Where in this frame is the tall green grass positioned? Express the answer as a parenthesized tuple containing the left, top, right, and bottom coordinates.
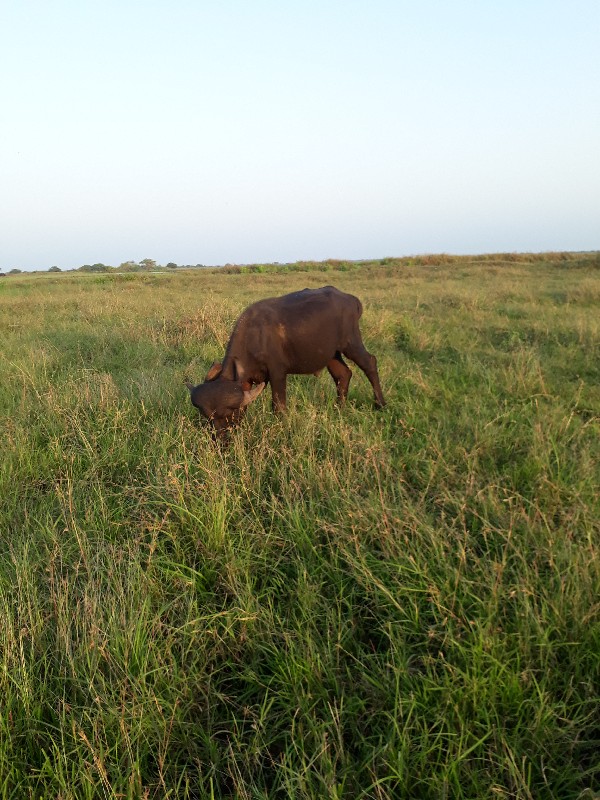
(1, 258, 599, 798)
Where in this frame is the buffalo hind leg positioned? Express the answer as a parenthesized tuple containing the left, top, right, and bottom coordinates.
(343, 341, 386, 408)
(327, 353, 352, 405)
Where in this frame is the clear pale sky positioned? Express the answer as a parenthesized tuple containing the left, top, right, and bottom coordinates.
(1, 0, 599, 271)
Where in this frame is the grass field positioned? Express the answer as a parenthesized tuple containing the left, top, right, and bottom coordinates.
(1, 255, 599, 798)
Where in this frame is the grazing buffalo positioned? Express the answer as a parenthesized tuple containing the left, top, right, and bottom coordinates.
(186, 286, 385, 435)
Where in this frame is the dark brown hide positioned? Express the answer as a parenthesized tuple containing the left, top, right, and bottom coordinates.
(187, 286, 385, 433)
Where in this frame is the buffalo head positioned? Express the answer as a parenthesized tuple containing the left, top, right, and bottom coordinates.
(186, 362, 265, 436)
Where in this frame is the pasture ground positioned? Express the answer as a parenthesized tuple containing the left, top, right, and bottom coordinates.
(1, 256, 599, 798)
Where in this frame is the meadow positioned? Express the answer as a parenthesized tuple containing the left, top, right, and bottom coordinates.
(1, 254, 599, 799)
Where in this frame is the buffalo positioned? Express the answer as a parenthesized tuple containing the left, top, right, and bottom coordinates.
(186, 286, 385, 435)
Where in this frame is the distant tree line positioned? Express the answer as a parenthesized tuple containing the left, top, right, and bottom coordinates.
(4, 251, 597, 277)
(1, 260, 212, 274)
(41, 260, 202, 273)
(74, 260, 205, 273)
(77, 259, 165, 273)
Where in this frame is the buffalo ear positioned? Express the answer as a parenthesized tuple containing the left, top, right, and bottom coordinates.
(240, 382, 266, 408)
(205, 361, 223, 382)
(185, 381, 195, 393)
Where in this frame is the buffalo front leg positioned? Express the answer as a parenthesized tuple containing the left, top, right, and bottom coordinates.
(343, 341, 386, 408)
(269, 372, 288, 413)
(327, 353, 352, 405)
